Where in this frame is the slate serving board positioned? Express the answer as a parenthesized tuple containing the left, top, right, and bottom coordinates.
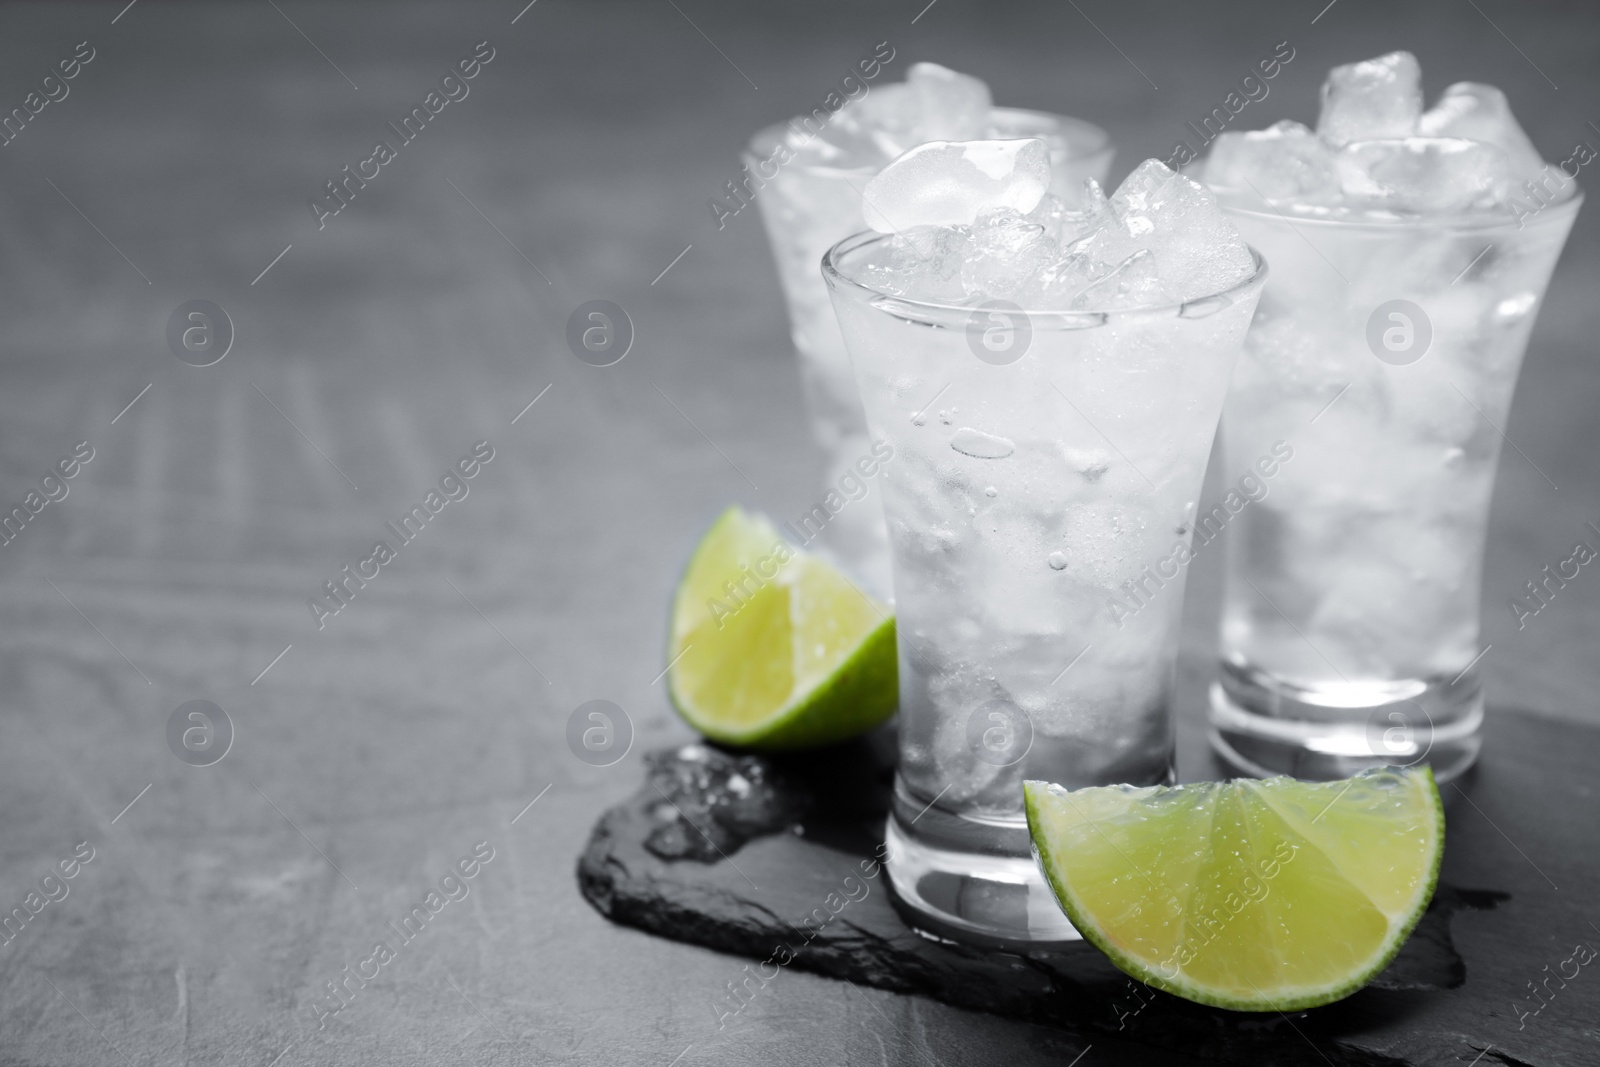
(578, 710, 1600, 1066)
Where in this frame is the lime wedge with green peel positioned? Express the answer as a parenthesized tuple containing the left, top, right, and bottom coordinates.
(1024, 766, 1443, 1012)
(667, 506, 897, 750)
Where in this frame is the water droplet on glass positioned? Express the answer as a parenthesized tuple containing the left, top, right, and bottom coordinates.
(1047, 551, 1069, 571)
(950, 427, 1015, 459)
(1493, 292, 1537, 323)
(984, 486, 998, 497)
(1063, 447, 1112, 483)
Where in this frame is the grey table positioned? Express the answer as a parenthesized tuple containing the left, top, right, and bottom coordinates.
(0, 2, 1596, 1065)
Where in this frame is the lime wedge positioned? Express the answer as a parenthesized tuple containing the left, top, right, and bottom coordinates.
(667, 507, 897, 750)
(1024, 766, 1443, 1011)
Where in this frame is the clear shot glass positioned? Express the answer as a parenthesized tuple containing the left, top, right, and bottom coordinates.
(824, 230, 1266, 946)
(745, 111, 1113, 598)
(1207, 184, 1581, 783)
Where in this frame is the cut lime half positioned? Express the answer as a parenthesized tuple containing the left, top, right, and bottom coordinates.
(667, 507, 896, 750)
(1025, 766, 1443, 1012)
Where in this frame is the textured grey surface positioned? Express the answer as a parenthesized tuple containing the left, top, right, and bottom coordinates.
(0, 1, 1595, 1065)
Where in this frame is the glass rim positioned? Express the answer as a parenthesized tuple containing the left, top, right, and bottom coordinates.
(1211, 182, 1585, 233)
(821, 229, 1268, 328)
(745, 107, 1114, 179)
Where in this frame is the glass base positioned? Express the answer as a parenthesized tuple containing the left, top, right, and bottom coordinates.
(1208, 659, 1484, 783)
(884, 776, 1080, 949)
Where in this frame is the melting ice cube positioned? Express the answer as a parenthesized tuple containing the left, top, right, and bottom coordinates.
(960, 208, 1053, 298)
(1205, 120, 1339, 201)
(907, 62, 993, 142)
(862, 138, 1051, 233)
(849, 63, 994, 160)
(1202, 53, 1544, 219)
(1070, 249, 1175, 310)
(1418, 82, 1545, 179)
(1335, 137, 1512, 212)
(1316, 51, 1423, 147)
(1107, 160, 1255, 302)
(850, 82, 919, 159)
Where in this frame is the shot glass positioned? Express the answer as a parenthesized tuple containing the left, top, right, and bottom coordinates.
(1208, 185, 1582, 782)
(824, 231, 1267, 946)
(746, 111, 1113, 598)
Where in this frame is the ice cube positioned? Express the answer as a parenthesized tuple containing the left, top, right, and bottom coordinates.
(1079, 167, 1169, 265)
(1035, 247, 1104, 306)
(1075, 178, 1113, 229)
(861, 226, 972, 302)
(970, 208, 1049, 256)
(1045, 162, 1253, 303)
(1109, 159, 1255, 301)
(827, 64, 997, 162)
(1033, 179, 1113, 245)
(908, 61, 993, 142)
(1335, 137, 1513, 212)
(1060, 212, 1140, 277)
(861, 138, 1051, 233)
(1023, 193, 1073, 243)
(1305, 559, 1419, 676)
(1070, 249, 1176, 310)
(856, 80, 913, 123)
(1204, 120, 1339, 201)
(960, 208, 1055, 298)
(1418, 82, 1545, 179)
(846, 82, 921, 159)
(1316, 51, 1424, 147)
(1080, 178, 1110, 215)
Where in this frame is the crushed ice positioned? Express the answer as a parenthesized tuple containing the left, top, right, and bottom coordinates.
(856, 156, 1254, 307)
(1204, 51, 1553, 217)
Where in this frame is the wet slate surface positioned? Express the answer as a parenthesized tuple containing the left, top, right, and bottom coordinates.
(579, 708, 1600, 1066)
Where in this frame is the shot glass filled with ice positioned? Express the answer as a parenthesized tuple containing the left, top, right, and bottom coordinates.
(1201, 52, 1582, 782)
(741, 62, 1113, 597)
(823, 142, 1265, 946)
